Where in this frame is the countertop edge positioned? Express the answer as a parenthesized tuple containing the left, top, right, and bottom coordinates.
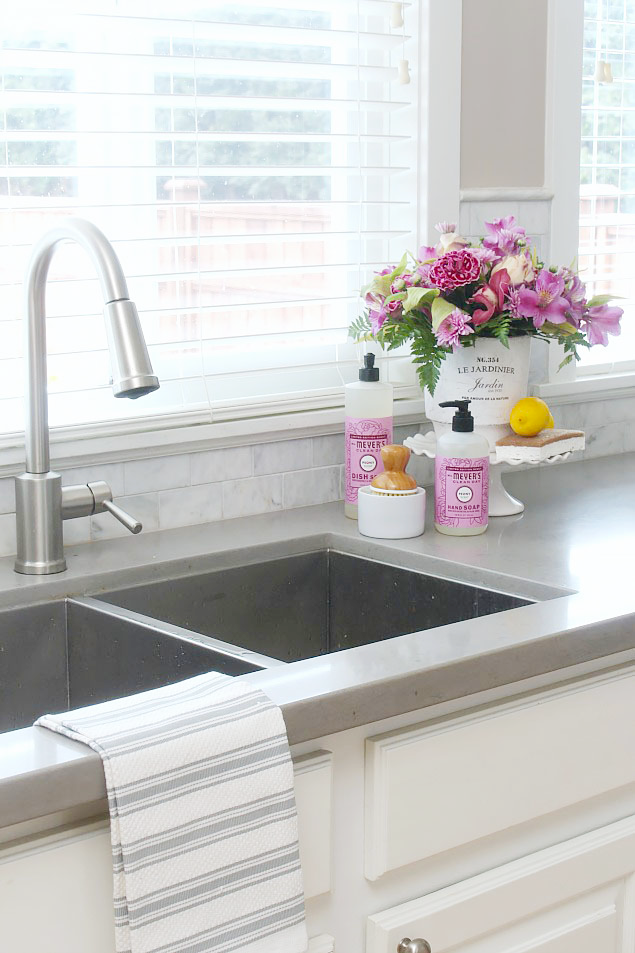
(3, 611, 635, 830)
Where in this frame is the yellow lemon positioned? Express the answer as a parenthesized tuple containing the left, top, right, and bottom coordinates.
(509, 397, 553, 437)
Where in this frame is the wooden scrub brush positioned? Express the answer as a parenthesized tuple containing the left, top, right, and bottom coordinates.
(370, 444, 418, 496)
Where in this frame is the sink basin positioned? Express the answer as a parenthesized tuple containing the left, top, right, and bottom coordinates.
(94, 550, 534, 664)
(0, 597, 274, 734)
(3, 546, 546, 735)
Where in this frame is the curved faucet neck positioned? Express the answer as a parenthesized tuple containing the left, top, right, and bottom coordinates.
(24, 218, 131, 474)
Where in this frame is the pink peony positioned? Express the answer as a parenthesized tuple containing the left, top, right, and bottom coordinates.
(428, 249, 481, 292)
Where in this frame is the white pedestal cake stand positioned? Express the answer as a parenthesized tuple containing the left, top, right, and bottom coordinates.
(403, 430, 578, 517)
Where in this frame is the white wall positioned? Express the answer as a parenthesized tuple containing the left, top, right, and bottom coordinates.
(460, 0, 548, 188)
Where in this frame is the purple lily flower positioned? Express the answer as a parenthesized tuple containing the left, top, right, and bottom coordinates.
(516, 270, 570, 327)
(581, 305, 623, 346)
(564, 274, 586, 328)
(417, 244, 438, 262)
(369, 306, 387, 334)
(482, 216, 527, 257)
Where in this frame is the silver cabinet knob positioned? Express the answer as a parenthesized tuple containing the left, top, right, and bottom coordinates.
(398, 940, 431, 953)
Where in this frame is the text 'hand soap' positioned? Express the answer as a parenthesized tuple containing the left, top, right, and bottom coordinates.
(434, 399, 489, 536)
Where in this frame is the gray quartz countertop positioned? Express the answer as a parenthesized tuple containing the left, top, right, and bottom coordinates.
(2, 452, 635, 830)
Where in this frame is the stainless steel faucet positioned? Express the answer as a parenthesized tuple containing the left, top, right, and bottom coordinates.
(14, 217, 160, 574)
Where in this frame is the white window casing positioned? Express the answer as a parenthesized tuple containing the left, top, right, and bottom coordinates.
(543, 0, 635, 399)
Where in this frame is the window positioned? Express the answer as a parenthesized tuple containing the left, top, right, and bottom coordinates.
(579, 0, 635, 372)
(0, 1, 419, 438)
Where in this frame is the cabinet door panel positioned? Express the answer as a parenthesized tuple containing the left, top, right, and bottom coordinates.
(365, 669, 635, 878)
(367, 815, 635, 953)
(0, 750, 332, 953)
(456, 884, 620, 953)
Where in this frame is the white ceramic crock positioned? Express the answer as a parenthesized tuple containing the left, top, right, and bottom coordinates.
(357, 486, 426, 539)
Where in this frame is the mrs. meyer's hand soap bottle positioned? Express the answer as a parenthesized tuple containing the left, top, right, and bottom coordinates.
(434, 399, 489, 535)
(345, 353, 393, 519)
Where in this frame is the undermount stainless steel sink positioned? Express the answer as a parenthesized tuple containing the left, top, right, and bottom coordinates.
(94, 550, 534, 664)
(3, 547, 546, 735)
(0, 597, 275, 734)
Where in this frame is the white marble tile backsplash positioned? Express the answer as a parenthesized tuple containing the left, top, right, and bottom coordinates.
(0, 479, 16, 516)
(253, 438, 312, 476)
(124, 454, 190, 495)
(159, 483, 223, 530)
(222, 473, 283, 521)
(0, 512, 16, 557)
(283, 465, 341, 509)
(190, 446, 252, 486)
(0, 394, 629, 559)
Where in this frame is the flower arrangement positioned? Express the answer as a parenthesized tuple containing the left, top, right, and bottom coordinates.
(349, 217, 624, 394)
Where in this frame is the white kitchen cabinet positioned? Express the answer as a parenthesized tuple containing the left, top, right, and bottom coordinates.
(0, 750, 333, 953)
(365, 667, 635, 878)
(367, 814, 635, 953)
(3, 665, 635, 953)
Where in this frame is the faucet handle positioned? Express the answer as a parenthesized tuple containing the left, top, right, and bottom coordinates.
(101, 498, 142, 534)
(61, 480, 143, 534)
(87, 481, 143, 535)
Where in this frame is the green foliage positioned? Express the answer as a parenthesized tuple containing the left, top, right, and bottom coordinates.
(403, 286, 438, 315)
(540, 323, 593, 369)
(586, 292, 624, 307)
(349, 306, 448, 395)
(409, 323, 449, 395)
(348, 314, 374, 341)
(430, 295, 458, 331)
(486, 312, 512, 349)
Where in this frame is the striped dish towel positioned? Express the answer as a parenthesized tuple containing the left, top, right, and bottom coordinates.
(36, 672, 308, 953)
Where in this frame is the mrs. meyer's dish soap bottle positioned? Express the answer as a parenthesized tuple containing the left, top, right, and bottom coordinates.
(434, 399, 489, 536)
(345, 353, 393, 519)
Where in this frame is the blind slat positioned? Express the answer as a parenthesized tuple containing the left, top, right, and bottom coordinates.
(1, 0, 419, 429)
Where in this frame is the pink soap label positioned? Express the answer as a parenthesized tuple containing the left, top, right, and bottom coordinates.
(345, 416, 393, 504)
(435, 456, 489, 527)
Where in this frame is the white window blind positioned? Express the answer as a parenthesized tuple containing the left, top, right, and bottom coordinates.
(0, 0, 419, 437)
(580, 0, 635, 372)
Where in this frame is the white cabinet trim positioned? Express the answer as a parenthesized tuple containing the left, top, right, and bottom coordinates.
(308, 934, 335, 953)
(365, 667, 635, 878)
(366, 814, 635, 953)
(294, 749, 333, 899)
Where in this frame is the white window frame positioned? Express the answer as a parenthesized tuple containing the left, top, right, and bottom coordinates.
(0, 0, 463, 476)
(537, 0, 635, 406)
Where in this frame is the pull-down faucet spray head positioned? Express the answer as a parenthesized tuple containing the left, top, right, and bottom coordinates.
(104, 298, 159, 399)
